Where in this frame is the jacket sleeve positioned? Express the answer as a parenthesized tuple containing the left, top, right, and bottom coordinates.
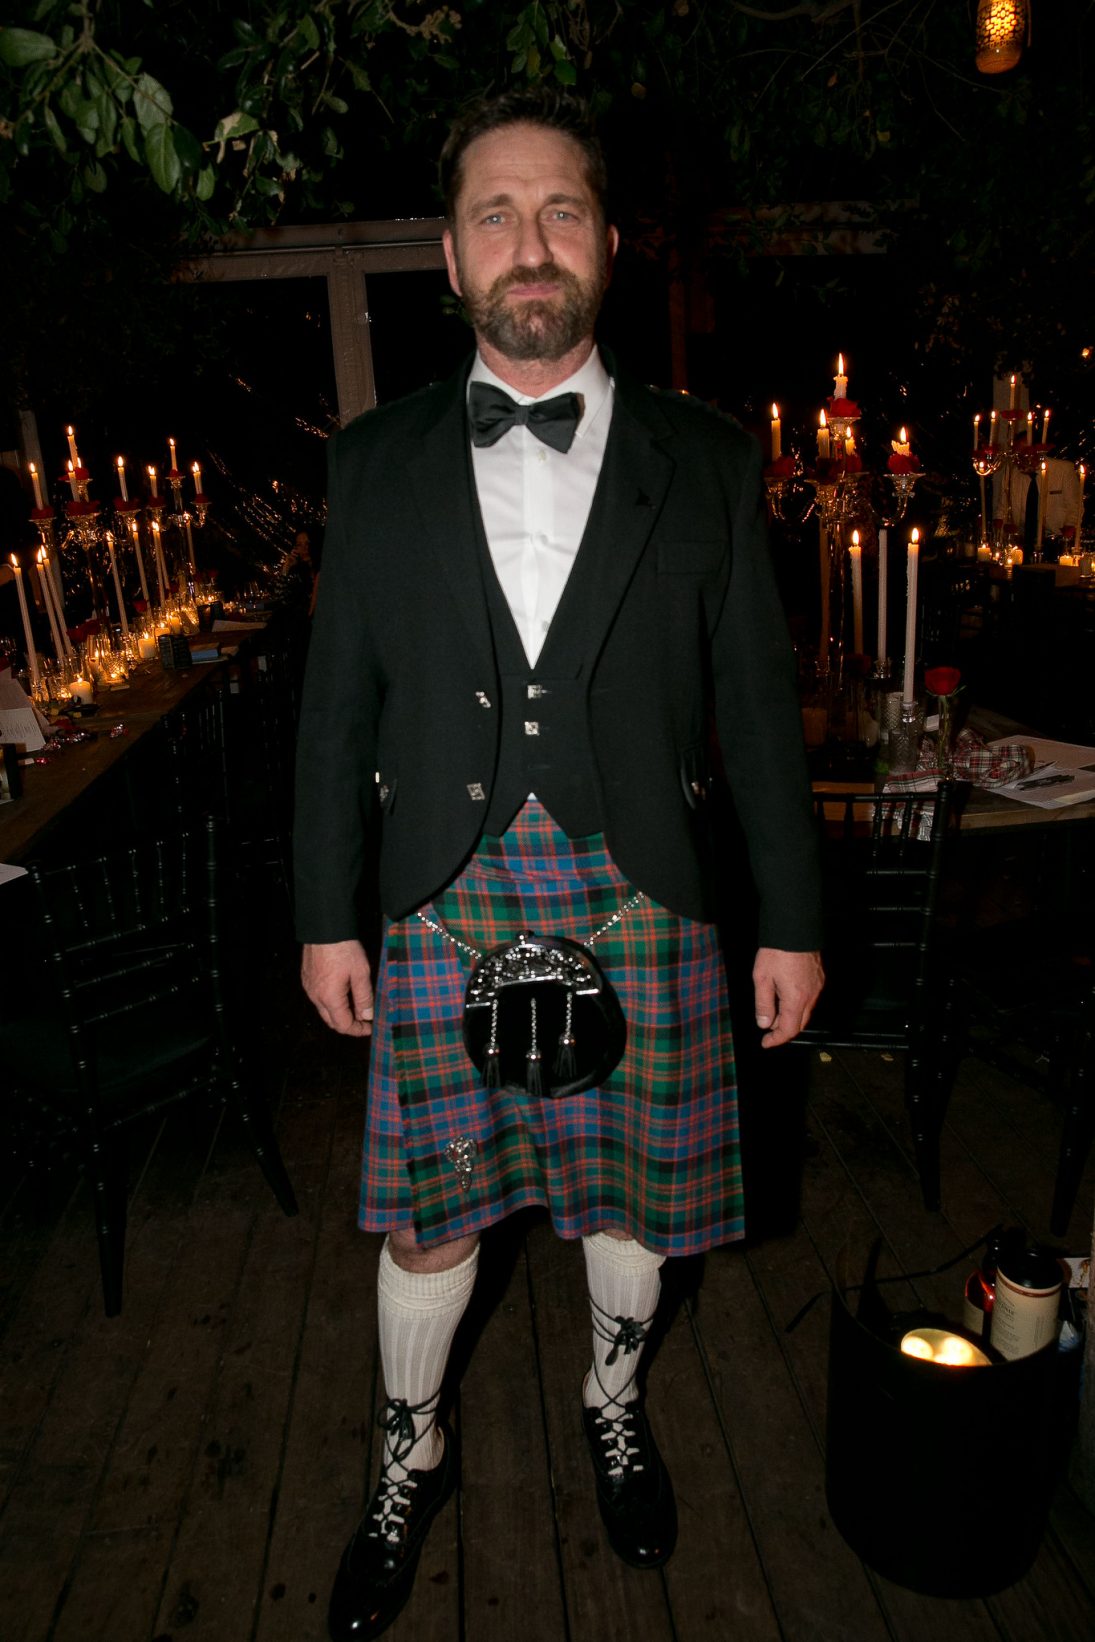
(711, 434, 823, 951)
(292, 428, 382, 943)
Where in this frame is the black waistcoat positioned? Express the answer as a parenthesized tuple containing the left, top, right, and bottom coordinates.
(477, 531, 603, 839)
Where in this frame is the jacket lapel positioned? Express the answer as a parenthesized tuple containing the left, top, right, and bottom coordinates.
(539, 374, 676, 676)
(404, 364, 496, 676)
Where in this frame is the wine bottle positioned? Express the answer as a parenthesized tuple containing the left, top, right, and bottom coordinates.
(962, 1231, 1003, 1342)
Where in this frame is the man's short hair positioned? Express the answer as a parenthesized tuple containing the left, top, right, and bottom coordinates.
(439, 86, 608, 223)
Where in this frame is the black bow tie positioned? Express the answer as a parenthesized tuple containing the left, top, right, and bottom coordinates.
(468, 381, 581, 454)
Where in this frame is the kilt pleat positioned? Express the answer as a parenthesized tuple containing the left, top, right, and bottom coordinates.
(360, 801, 743, 1256)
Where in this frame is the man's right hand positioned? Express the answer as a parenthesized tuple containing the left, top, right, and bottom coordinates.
(301, 940, 375, 1037)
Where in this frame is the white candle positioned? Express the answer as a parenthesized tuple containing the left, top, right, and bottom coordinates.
(151, 520, 168, 607)
(28, 462, 44, 510)
(184, 514, 197, 575)
(1026, 411, 1034, 445)
(69, 676, 94, 705)
(48, 548, 67, 627)
(877, 527, 888, 666)
(849, 530, 863, 653)
(147, 464, 159, 499)
(972, 414, 981, 452)
(1075, 464, 1086, 554)
(817, 409, 830, 460)
(168, 437, 177, 472)
(137, 631, 157, 661)
(9, 555, 40, 692)
(1035, 460, 1048, 555)
(989, 410, 998, 446)
(130, 519, 150, 606)
(770, 404, 781, 463)
(903, 528, 920, 703)
(36, 549, 66, 661)
(116, 457, 128, 502)
(66, 425, 80, 467)
(106, 530, 131, 640)
(67, 460, 78, 501)
(1041, 408, 1050, 445)
(834, 352, 848, 399)
(892, 426, 911, 457)
(1009, 374, 1017, 411)
(191, 460, 202, 495)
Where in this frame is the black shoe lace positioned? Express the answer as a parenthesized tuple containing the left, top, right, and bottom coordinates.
(364, 1393, 439, 1542)
(366, 1467, 420, 1544)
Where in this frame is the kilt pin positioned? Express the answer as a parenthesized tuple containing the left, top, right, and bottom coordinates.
(361, 799, 742, 1255)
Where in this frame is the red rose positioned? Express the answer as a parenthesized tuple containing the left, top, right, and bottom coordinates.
(887, 453, 922, 474)
(765, 455, 797, 479)
(924, 665, 961, 696)
(828, 397, 861, 418)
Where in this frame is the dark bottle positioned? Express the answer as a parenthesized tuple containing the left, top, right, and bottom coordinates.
(963, 1231, 1004, 1342)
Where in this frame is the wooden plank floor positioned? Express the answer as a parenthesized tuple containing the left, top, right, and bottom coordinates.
(2, 946, 1094, 1642)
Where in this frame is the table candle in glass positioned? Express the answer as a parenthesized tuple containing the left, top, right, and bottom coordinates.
(849, 530, 863, 653)
(877, 527, 888, 666)
(902, 529, 920, 702)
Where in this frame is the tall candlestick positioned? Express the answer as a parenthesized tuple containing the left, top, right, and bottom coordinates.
(877, 527, 888, 666)
(66, 424, 80, 467)
(116, 457, 128, 502)
(849, 530, 863, 654)
(972, 413, 981, 452)
(979, 472, 989, 546)
(168, 437, 177, 472)
(191, 460, 202, 494)
(818, 519, 831, 673)
(28, 462, 44, 510)
(48, 547, 67, 625)
(9, 555, 40, 693)
(183, 515, 197, 576)
(36, 549, 66, 662)
(106, 530, 131, 640)
(1041, 407, 1051, 445)
(1026, 411, 1034, 445)
(147, 464, 159, 499)
(770, 404, 781, 463)
(1075, 463, 1087, 555)
(834, 352, 848, 399)
(66, 460, 78, 501)
(1035, 459, 1048, 556)
(1009, 374, 1017, 411)
(129, 518, 150, 606)
(817, 409, 830, 461)
(989, 410, 998, 446)
(902, 529, 920, 703)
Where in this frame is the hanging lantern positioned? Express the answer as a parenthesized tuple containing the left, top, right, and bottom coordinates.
(975, 0, 1029, 75)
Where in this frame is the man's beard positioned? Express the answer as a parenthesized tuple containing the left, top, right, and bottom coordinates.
(457, 256, 607, 363)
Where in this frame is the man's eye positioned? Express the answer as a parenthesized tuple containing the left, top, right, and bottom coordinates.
(482, 212, 505, 225)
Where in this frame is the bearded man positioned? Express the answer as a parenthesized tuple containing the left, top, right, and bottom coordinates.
(294, 86, 823, 1642)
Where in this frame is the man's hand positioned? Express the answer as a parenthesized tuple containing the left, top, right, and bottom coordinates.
(752, 947, 825, 1049)
(302, 940, 375, 1037)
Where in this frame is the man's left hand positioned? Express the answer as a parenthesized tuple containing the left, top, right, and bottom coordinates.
(752, 947, 825, 1048)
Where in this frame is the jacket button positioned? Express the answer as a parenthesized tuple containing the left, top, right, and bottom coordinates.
(467, 782, 486, 801)
(524, 721, 540, 736)
(475, 691, 491, 709)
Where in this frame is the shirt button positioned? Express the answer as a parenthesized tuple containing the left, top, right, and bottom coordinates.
(524, 721, 540, 736)
(536, 448, 548, 464)
(475, 691, 491, 709)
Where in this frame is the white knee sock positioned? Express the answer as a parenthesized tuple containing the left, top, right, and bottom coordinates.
(376, 1237, 479, 1476)
(582, 1232, 665, 1413)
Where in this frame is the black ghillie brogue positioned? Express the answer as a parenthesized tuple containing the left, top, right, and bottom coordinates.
(328, 1400, 456, 1641)
(581, 1396, 678, 1569)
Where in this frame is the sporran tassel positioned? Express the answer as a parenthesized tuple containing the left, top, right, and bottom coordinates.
(525, 996, 544, 1097)
(554, 985, 578, 1083)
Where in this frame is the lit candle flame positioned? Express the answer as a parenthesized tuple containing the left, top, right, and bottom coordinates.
(837, 353, 844, 375)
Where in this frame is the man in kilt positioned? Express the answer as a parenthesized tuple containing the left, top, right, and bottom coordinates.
(295, 85, 824, 1642)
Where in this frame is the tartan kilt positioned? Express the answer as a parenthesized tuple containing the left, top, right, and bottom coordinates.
(360, 800, 743, 1256)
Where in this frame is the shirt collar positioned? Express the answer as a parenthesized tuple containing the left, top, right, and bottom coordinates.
(468, 347, 613, 443)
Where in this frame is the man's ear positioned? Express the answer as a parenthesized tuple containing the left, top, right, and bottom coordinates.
(442, 228, 462, 297)
(604, 224, 620, 284)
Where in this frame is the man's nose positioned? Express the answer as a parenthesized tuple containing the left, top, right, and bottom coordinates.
(513, 213, 551, 267)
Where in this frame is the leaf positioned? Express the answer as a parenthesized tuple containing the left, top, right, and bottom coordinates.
(120, 114, 140, 163)
(321, 92, 349, 115)
(298, 13, 320, 52)
(135, 72, 173, 132)
(553, 59, 576, 87)
(42, 102, 66, 153)
(196, 165, 216, 201)
(83, 159, 108, 193)
(73, 97, 101, 145)
(144, 122, 181, 193)
(0, 28, 57, 68)
(213, 110, 259, 143)
(173, 123, 202, 173)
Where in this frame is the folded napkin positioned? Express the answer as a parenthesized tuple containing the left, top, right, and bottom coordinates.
(883, 730, 1036, 838)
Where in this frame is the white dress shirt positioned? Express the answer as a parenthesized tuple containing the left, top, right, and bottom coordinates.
(468, 348, 614, 666)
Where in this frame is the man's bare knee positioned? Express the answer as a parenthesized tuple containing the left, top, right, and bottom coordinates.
(386, 1228, 479, 1273)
